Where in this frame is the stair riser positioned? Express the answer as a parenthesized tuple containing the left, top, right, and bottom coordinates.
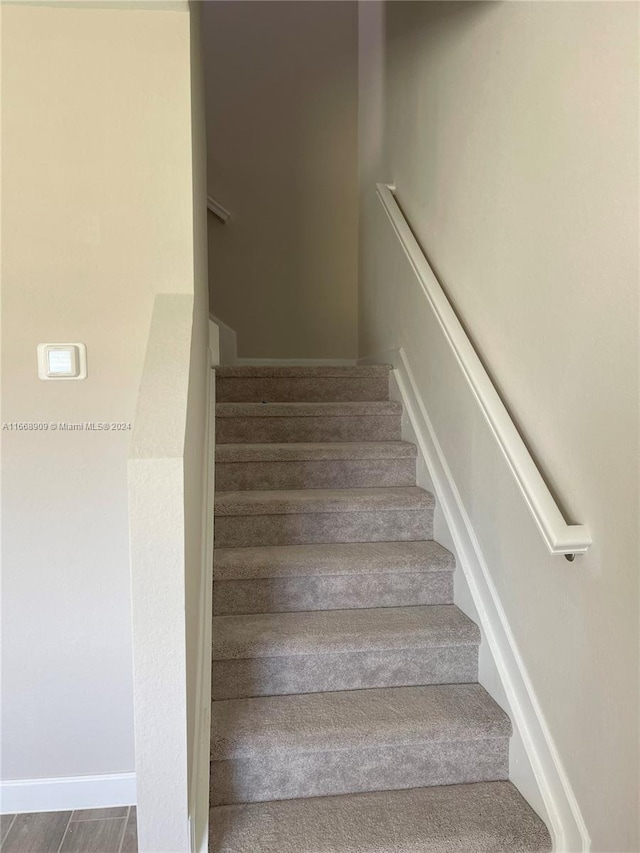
(217, 416, 402, 444)
(211, 645, 478, 700)
(213, 542, 456, 581)
(210, 738, 509, 806)
(215, 458, 416, 491)
(209, 782, 553, 853)
(217, 377, 390, 404)
(214, 509, 433, 548)
(213, 572, 453, 615)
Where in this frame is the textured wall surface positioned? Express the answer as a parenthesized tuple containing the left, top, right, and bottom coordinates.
(1, 2, 196, 792)
(358, 3, 639, 851)
(204, 1, 359, 359)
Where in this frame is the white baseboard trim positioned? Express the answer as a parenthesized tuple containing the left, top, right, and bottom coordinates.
(373, 346, 589, 853)
(233, 357, 357, 367)
(1, 772, 136, 815)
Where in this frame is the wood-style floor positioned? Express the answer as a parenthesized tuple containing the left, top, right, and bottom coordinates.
(0, 807, 136, 853)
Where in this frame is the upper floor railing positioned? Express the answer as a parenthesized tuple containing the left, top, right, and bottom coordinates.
(207, 195, 231, 223)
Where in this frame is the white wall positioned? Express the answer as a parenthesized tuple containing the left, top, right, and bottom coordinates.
(359, 3, 639, 851)
(203, 0, 359, 360)
(1, 0, 201, 815)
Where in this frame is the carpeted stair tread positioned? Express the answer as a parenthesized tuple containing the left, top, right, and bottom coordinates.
(216, 401, 403, 444)
(213, 541, 455, 613)
(216, 441, 417, 462)
(210, 360, 552, 844)
(209, 684, 510, 804)
(209, 780, 553, 853)
(215, 448, 416, 490)
(212, 605, 479, 660)
(214, 541, 454, 580)
(216, 400, 402, 418)
(216, 366, 393, 403)
(215, 487, 434, 517)
(216, 365, 392, 379)
(211, 683, 511, 758)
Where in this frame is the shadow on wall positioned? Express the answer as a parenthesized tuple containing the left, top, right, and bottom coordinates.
(384, 1, 499, 221)
(381, 0, 595, 526)
(203, 1, 359, 361)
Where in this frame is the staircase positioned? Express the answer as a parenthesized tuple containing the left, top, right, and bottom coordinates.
(210, 365, 552, 853)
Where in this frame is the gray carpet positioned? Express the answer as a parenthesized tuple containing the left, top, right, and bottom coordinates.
(216, 400, 403, 444)
(213, 540, 455, 579)
(210, 782, 552, 852)
(210, 365, 551, 852)
(216, 364, 391, 403)
(213, 541, 456, 615)
(215, 442, 418, 491)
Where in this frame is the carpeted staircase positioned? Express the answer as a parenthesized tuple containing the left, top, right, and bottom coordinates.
(210, 365, 552, 852)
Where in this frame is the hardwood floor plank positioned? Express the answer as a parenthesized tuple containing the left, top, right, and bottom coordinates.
(119, 809, 138, 853)
(59, 818, 125, 853)
(2, 812, 71, 853)
(0, 814, 17, 846)
(70, 808, 128, 822)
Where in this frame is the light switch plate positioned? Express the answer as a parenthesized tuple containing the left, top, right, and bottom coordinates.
(37, 343, 87, 380)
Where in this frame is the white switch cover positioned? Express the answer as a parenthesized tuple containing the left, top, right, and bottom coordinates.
(37, 343, 87, 380)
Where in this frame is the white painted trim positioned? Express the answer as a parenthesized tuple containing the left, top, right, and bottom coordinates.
(376, 183, 591, 558)
(382, 345, 590, 853)
(209, 314, 237, 365)
(382, 363, 549, 831)
(234, 357, 357, 367)
(188, 357, 216, 853)
(0, 773, 136, 815)
(206, 196, 230, 223)
(208, 319, 220, 368)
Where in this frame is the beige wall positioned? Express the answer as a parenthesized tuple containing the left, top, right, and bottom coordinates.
(1, 0, 199, 803)
(359, 2, 639, 851)
(203, 0, 358, 360)
(128, 4, 210, 850)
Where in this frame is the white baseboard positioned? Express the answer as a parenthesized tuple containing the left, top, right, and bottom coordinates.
(367, 346, 589, 853)
(233, 357, 357, 367)
(1, 772, 136, 815)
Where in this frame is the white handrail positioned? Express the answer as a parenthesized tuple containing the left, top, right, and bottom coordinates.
(377, 183, 592, 558)
(207, 195, 231, 223)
